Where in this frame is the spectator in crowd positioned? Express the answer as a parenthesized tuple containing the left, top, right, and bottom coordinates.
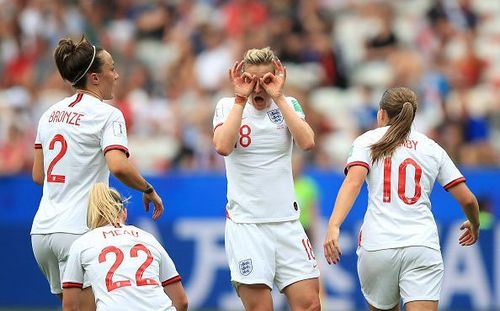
(0, 0, 498, 172)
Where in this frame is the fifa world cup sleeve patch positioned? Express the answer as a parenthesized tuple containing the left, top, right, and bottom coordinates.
(113, 121, 126, 137)
(292, 98, 303, 113)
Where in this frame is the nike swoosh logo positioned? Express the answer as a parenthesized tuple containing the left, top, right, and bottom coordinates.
(313, 264, 318, 268)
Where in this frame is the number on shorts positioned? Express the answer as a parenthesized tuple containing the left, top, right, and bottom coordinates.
(383, 157, 422, 204)
(301, 238, 315, 260)
(98, 243, 158, 292)
(47, 134, 68, 183)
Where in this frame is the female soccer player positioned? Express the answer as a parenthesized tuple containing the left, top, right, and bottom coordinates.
(323, 87, 480, 311)
(213, 47, 320, 310)
(62, 183, 187, 311)
(31, 36, 164, 309)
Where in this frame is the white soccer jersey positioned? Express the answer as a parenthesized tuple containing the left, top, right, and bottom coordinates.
(213, 97, 305, 223)
(31, 93, 129, 235)
(62, 225, 180, 311)
(346, 126, 465, 251)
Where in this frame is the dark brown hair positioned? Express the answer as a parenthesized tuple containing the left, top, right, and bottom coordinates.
(54, 36, 104, 88)
(370, 87, 418, 163)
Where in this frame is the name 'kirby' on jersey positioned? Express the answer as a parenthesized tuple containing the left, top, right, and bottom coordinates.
(345, 126, 465, 251)
(213, 96, 305, 223)
(31, 93, 129, 235)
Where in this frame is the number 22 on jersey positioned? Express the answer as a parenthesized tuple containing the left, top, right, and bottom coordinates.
(383, 157, 422, 204)
(99, 243, 158, 292)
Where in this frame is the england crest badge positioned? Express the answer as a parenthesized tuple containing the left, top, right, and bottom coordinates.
(267, 108, 283, 124)
(239, 259, 253, 276)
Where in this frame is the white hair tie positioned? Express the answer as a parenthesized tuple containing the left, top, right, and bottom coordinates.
(72, 45, 96, 86)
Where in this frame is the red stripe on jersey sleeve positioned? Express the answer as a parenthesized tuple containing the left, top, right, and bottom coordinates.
(62, 282, 83, 289)
(34, 144, 42, 149)
(104, 145, 130, 158)
(213, 123, 223, 132)
(68, 93, 83, 107)
(443, 177, 466, 191)
(344, 161, 370, 175)
(161, 275, 181, 287)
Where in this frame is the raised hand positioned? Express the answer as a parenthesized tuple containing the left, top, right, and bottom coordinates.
(229, 61, 256, 99)
(323, 224, 342, 265)
(259, 58, 286, 99)
(458, 220, 479, 246)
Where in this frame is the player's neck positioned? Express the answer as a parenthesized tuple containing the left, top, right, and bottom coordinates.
(77, 88, 103, 101)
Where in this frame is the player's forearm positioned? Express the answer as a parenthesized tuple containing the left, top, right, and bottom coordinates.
(110, 160, 150, 192)
(461, 194, 480, 228)
(329, 178, 363, 228)
(274, 95, 315, 150)
(213, 102, 244, 156)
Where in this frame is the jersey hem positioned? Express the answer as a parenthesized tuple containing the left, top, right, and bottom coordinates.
(359, 243, 440, 252)
(225, 214, 300, 224)
(104, 145, 130, 158)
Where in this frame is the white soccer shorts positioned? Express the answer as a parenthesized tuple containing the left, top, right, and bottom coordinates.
(225, 219, 320, 292)
(357, 245, 444, 309)
(32, 233, 89, 294)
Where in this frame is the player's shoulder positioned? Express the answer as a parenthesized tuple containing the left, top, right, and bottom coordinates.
(411, 130, 443, 151)
(216, 97, 236, 107)
(354, 127, 386, 145)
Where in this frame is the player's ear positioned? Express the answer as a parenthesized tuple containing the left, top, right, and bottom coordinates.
(121, 207, 128, 223)
(89, 72, 100, 85)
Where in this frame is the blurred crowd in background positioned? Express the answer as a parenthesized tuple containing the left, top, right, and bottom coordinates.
(1, 0, 500, 175)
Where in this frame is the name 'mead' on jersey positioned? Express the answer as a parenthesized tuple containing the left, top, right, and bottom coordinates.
(32, 93, 129, 235)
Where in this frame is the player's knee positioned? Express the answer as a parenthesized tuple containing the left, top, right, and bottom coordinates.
(307, 295, 321, 311)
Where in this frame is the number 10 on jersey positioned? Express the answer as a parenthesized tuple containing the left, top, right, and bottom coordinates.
(383, 157, 422, 205)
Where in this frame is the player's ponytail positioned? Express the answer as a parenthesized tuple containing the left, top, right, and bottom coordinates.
(87, 183, 126, 229)
(370, 87, 417, 163)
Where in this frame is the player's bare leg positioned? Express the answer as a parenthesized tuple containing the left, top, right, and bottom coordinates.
(404, 300, 438, 311)
(238, 284, 273, 311)
(79, 286, 96, 311)
(283, 278, 321, 311)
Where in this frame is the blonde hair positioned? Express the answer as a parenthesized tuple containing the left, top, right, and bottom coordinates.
(243, 47, 275, 70)
(370, 87, 418, 163)
(87, 183, 125, 229)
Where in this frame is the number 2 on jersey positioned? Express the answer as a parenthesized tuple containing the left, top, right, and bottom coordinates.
(383, 157, 422, 204)
(99, 243, 158, 292)
(47, 134, 68, 183)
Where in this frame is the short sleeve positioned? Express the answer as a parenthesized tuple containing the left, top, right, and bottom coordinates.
(287, 97, 305, 120)
(344, 134, 371, 175)
(213, 98, 231, 131)
(101, 109, 129, 157)
(157, 244, 181, 286)
(62, 242, 84, 289)
(436, 145, 465, 191)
